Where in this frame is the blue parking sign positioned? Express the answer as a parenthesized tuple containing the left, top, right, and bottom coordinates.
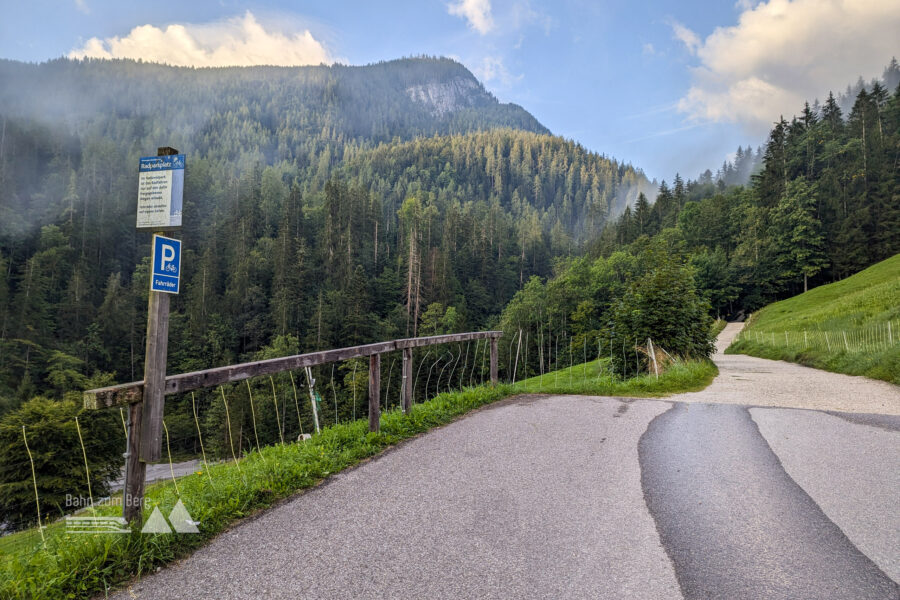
(151, 234, 181, 294)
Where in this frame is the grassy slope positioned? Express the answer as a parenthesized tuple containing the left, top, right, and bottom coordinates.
(726, 253, 900, 384)
(0, 357, 714, 599)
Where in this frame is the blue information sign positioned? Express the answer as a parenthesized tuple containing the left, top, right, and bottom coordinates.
(137, 154, 185, 229)
(150, 234, 181, 294)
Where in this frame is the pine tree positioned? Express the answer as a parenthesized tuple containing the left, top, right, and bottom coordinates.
(634, 192, 651, 236)
(673, 174, 685, 207)
(654, 181, 675, 228)
(754, 117, 789, 207)
(821, 92, 843, 137)
(772, 178, 828, 292)
(800, 102, 818, 178)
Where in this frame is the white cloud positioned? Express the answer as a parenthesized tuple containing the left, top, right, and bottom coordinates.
(677, 0, 900, 133)
(74, 0, 89, 14)
(510, 0, 554, 35)
(642, 43, 656, 56)
(68, 11, 332, 67)
(448, 0, 494, 35)
(472, 56, 521, 87)
(670, 21, 700, 55)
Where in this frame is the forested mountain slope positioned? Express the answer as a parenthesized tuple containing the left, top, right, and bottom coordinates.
(0, 56, 548, 237)
(340, 130, 653, 242)
(0, 56, 546, 142)
(0, 57, 652, 408)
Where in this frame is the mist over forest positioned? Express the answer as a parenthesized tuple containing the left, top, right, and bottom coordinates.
(0, 56, 656, 415)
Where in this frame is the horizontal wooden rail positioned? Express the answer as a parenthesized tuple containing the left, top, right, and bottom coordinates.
(84, 331, 503, 409)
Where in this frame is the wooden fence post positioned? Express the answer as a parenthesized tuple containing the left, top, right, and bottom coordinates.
(123, 401, 145, 523)
(490, 336, 498, 386)
(401, 347, 413, 414)
(368, 353, 381, 432)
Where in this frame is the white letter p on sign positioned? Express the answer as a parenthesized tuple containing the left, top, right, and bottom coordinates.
(161, 244, 175, 270)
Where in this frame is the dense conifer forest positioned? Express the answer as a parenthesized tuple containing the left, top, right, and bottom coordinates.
(0, 57, 652, 414)
(599, 59, 900, 312)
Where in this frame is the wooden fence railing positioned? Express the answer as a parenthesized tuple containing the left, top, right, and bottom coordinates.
(83, 330, 502, 523)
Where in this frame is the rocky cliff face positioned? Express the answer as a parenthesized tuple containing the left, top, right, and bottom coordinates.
(405, 77, 488, 116)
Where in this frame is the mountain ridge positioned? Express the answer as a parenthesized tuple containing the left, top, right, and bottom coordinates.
(0, 56, 549, 143)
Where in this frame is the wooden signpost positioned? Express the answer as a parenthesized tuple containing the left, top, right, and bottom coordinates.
(123, 147, 182, 524)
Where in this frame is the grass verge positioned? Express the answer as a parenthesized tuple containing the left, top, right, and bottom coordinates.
(0, 359, 715, 599)
(727, 338, 900, 384)
(512, 358, 717, 397)
(711, 318, 727, 338)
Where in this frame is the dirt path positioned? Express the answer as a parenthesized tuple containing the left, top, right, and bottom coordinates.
(676, 322, 900, 414)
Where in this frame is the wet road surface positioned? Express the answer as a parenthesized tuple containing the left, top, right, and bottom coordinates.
(640, 403, 898, 599)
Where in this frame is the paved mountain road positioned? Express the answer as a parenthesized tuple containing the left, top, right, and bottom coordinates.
(113, 324, 900, 599)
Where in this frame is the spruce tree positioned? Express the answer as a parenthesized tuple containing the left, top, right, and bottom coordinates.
(773, 178, 828, 292)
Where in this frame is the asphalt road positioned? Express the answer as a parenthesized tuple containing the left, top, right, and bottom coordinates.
(112, 325, 900, 599)
(111, 460, 205, 492)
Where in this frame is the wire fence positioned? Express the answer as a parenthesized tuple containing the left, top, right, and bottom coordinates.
(0, 337, 504, 544)
(735, 319, 900, 354)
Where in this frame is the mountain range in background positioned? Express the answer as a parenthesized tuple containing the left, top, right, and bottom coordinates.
(0, 56, 655, 404)
(0, 56, 656, 241)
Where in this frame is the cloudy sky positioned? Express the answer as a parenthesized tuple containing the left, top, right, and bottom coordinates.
(1, 0, 897, 181)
